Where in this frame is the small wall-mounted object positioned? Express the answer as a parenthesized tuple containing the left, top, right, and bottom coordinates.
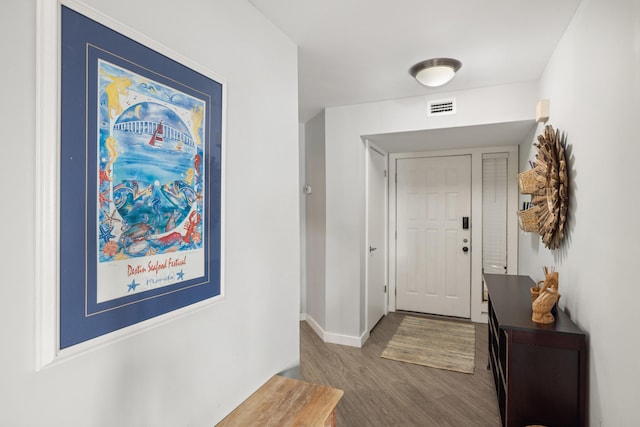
(517, 169, 537, 194)
(517, 169, 538, 232)
(303, 185, 312, 195)
(517, 206, 539, 233)
(536, 99, 550, 123)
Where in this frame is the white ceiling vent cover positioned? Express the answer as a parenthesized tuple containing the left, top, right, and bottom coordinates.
(427, 98, 456, 117)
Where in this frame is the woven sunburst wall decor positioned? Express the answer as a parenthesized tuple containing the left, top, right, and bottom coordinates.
(532, 125, 568, 250)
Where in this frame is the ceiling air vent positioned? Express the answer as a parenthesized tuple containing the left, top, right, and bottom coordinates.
(427, 98, 456, 117)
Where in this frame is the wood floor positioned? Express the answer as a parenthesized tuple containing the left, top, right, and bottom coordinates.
(300, 312, 501, 426)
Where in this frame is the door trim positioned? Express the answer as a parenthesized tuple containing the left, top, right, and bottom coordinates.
(388, 146, 519, 323)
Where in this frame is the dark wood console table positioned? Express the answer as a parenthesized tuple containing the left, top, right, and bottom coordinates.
(484, 274, 587, 427)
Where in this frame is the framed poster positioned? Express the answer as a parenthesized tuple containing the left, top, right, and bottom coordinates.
(36, 1, 225, 367)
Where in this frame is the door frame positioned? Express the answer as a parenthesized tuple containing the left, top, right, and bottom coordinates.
(365, 140, 388, 332)
(389, 146, 519, 323)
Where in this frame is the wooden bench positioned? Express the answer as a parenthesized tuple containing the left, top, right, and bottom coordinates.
(216, 375, 344, 427)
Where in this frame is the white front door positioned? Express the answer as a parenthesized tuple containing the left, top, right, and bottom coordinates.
(367, 146, 387, 331)
(396, 155, 471, 318)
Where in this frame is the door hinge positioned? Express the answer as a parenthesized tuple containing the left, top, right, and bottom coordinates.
(384, 285, 387, 293)
(384, 169, 387, 178)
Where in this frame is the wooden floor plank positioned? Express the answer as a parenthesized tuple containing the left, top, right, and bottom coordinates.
(300, 312, 501, 426)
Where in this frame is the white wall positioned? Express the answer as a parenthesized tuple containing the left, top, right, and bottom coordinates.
(0, 0, 299, 425)
(321, 82, 538, 342)
(303, 111, 327, 332)
(518, 0, 640, 425)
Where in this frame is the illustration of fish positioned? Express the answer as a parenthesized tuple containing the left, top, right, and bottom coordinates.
(122, 222, 152, 240)
(161, 180, 195, 210)
(113, 180, 152, 210)
(127, 239, 149, 255)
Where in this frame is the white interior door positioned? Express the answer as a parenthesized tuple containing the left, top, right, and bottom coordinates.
(367, 146, 386, 331)
(396, 155, 471, 318)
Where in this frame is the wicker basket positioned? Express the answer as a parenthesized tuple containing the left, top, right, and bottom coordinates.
(518, 169, 537, 194)
(517, 207, 539, 232)
(530, 280, 544, 303)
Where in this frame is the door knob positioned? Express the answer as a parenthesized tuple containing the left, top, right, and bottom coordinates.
(369, 246, 377, 253)
(462, 246, 469, 253)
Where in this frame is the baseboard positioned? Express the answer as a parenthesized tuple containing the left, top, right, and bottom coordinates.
(324, 331, 364, 348)
(358, 330, 370, 347)
(304, 315, 367, 348)
(304, 314, 326, 341)
(299, 312, 307, 321)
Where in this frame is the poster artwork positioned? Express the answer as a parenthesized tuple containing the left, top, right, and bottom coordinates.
(96, 60, 206, 303)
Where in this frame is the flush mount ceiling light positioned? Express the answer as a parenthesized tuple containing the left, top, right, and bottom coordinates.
(409, 58, 462, 87)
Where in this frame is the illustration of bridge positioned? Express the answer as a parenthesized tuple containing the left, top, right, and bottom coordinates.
(114, 120, 195, 148)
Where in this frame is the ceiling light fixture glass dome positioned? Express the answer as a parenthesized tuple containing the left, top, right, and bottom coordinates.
(409, 58, 462, 87)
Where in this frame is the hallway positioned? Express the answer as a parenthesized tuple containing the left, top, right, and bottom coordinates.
(300, 312, 501, 426)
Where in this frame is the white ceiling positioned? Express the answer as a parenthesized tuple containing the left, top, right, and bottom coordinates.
(249, 0, 581, 124)
(365, 120, 536, 153)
